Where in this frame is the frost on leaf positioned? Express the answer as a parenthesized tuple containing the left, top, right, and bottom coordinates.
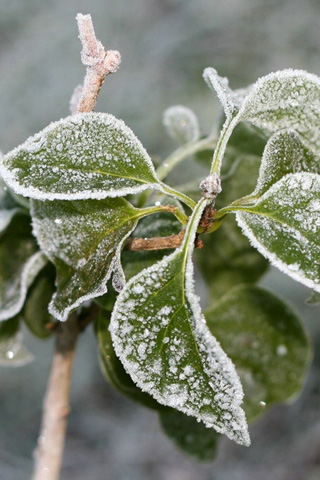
(203, 68, 241, 118)
(162, 106, 200, 144)
(236, 173, 320, 293)
(31, 197, 148, 322)
(0, 214, 46, 321)
(0, 113, 165, 201)
(110, 199, 250, 446)
(206, 285, 310, 421)
(239, 69, 320, 155)
(254, 130, 319, 196)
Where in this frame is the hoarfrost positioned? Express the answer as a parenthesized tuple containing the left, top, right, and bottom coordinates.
(110, 198, 250, 446)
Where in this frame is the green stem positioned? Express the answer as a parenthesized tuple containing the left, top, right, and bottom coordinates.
(160, 183, 196, 210)
(210, 115, 238, 175)
(156, 137, 216, 181)
(138, 204, 189, 226)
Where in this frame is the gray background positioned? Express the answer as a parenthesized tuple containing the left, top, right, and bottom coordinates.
(1, 1, 320, 479)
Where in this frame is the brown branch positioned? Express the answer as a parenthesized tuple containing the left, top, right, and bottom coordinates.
(126, 230, 204, 251)
(76, 13, 121, 113)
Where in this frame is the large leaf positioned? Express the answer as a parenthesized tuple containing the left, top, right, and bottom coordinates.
(0, 113, 166, 201)
(31, 197, 163, 322)
(110, 198, 250, 446)
(0, 214, 46, 321)
(96, 309, 166, 410)
(236, 172, 320, 293)
(0, 316, 34, 367)
(159, 409, 219, 461)
(239, 69, 320, 156)
(206, 285, 310, 421)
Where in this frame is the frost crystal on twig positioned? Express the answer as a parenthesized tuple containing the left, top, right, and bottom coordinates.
(76, 13, 121, 113)
(200, 173, 222, 199)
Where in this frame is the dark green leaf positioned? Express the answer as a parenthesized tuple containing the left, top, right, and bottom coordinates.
(206, 285, 310, 421)
(0, 316, 33, 367)
(96, 309, 166, 410)
(0, 214, 46, 321)
(0, 178, 24, 234)
(236, 172, 320, 293)
(159, 409, 219, 461)
(110, 199, 250, 446)
(0, 113, 165, 201)
(31, 197, 161, 321)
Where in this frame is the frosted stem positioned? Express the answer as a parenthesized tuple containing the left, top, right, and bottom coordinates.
(32, 316, 79, 480)
(76, 13, 121, 113)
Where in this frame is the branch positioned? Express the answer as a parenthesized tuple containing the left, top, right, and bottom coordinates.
(75, 13, 121, 113)
(126, 231, 204, 251)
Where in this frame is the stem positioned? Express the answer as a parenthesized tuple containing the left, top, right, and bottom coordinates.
(32, 317, 79, 480)
(210, 115, 238, 175)
(156, 137, 216, 181)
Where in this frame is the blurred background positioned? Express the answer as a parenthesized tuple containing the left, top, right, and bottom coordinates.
(1, 0, 320, 479)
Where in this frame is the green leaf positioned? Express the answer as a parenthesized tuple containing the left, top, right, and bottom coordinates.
(236, 173, 320, 293)
(253, 130, 319, 196)
(110, 198, 250, 446)
(0, 177, 24, 234)
(206, 285, 310, 421)
(0, 214, 46, 321)
(23, 263, 55, 338)
(239, 69, 320, 155)
(163, 106, 200, 144)
(159, 409, 219, 461)
(0, 316, 34, 367)
(0, 113, 166, 201)
(31, 197, 160, 322)
(96, 309, 166, 410)
(203, 68, 243, 118)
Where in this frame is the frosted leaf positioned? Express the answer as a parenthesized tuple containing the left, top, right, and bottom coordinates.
(31, 197, 151, 322)
(0, 112, 165, 201)
(239, 69, 320, 155)
(254, 130, 319, 196)
(203, 68, 239, 118)
(162, 106, 200, 144)
(0, 318, 34, 367)
(0, 214, 46, 322)
(0, 178, 23, 234)
(236, 172, 320, 293)
(206, 285, 310, 421)
(110, 198, 250, 446)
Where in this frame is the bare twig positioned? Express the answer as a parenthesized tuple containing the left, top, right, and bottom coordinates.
(126, 231, 204, 251)
(76, 13, 121, 112)
(32, 316, 79, 480)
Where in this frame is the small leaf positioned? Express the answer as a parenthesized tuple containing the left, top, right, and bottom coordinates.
(239, 69, 320, 155)
(0, 113, 165, 201)
(110, 199, 250, 446)
(0, 178, 24, 234)
(254, 130, 319, 196)
(0, 316, 34, 367)
(203, 68, 240, 118)
(31, 197, 156, 322)
(206, 285, 310, 421)
(96, 309, 166, 410)
(159, 409, 219, 461)
(0, 214, 46, 321)
(163, 106, 200, 144)
(236, 172, 320, 293)
(23, 264, 55, 338)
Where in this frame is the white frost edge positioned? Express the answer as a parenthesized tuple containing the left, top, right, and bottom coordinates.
(236, 211, 320, 294)
(0, 251, 48, 322)
(110, 199, 250, 446)
(48, 220, 139, 322)
(0, 112, 164, 201)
